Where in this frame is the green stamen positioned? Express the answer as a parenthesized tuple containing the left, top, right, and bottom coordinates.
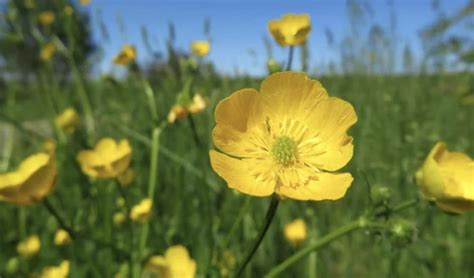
(272, 136, 297, 166)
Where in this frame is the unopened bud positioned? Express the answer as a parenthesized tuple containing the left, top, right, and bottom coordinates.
(388, 218, 416, 248)
(370, 185, 392, 206)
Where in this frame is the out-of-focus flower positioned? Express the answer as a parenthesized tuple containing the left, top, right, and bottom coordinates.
(113, 44, 136, 65)
(42, 139, 57, 154)
(40, 42, 56, 61)
(113, 212, 126, 225)
(64, 5, 74, 16)
(55, 107, 80, 134)
(38, 11, 55, 26)
(76, 138, 132, 178)
(40, 260, 70, 278)
(0, 152, 57, 205)
(54, 229, 71, 246)
(267, 58, 282, 74)
(130, 198, 152, 223)
(461, 94, 474, 105)
(25, 0, 35, 9)
(80, 0, 91, 6)
(117, 168, 135, 187)
(216, 250, 236, 277)
(191, 41, 210, 57)
(416, 142, 474, 214)
(145, 245, 196, 278)
(6, 257, 20, 274)
(210, 72, 356, 200)
(268, 14, 311, 46)
(284, 219, 307, 245)
(17, 235, 41, 257)
(167, 94, 207, 124)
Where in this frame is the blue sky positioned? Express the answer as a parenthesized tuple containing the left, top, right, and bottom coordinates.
(82, 0, 469, 76)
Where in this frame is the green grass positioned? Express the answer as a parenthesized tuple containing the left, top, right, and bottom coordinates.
(0, 70, 473, 278)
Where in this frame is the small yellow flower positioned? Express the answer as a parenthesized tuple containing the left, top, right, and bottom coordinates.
(117, 168, 135, 187)
(42, 139, 57, 154)
(416, 142, 474, 214)
(191, 41, 210, 57)
(268, 14, 311, 46)
(0, 152, 57, 205)
(64, 5, 74, 16)
(167, 105, 188, 124)
(145, 245, 196, 278)
(54, 229, 71, 246)
(210, 72, 356, 200)
(17, 235, 41, 257)
(76, 138, 132, 178)
(188, 94, 207, 114)
(80, 0, 91, 6)
(284, 219, 307, 245)
(167, 94, 207, 124)
(25, 0, 36, 9)
(113, 212, 127, 225)
(130, 198, 152, 223)
(113, 44, 136, 65)
(55, 107, 80, 134)
(38, 11, 55, 26)
(40, 260, 70, 278)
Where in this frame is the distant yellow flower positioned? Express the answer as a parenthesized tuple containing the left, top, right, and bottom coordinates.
(80, 0, 91, 6)
(55, 107, 80, 134)
(76, 138, 132, 178)
(118, 168, 135, 187)
(54, 229, 71, 246)
(64, 5, 74, 16)
(25, 0, 36, 9)
(38, 11, 55, 26)
(191, 41, 210, 57)
(113, 212, 126, 225)
(0, 152, 57, 205)
(113, 44, 136, 65)
(17, 235, 41, 257)
(167, 94, 207, 124)
(268, 14, 311, 46)
(42, 139, 57, 154)
(145, 245, 196, 278)
(461, 94, 474, 105)
(40, 42, 56, 61)
(284, 219, 307, 245)
(416, 142, 474, 214)
(130, 198, 152, 223)
(210, 72, 356, 200)
(40, 260, 70, 278)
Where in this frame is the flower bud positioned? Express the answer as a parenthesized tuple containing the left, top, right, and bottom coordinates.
(388, 218, 416, 248)
(370, 185, 392, 207)
(6, 257, 19, 274)
(266, 58, 282, 74)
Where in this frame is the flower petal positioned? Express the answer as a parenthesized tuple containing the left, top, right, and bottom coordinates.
(275, 172, 353, 201)
(209, 150, 275, 197)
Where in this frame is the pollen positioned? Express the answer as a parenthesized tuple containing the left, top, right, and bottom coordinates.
(272, 136, 298, 166)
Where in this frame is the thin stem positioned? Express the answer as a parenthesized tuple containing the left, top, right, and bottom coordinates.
(43, 198, 76, 239)
(187, 115, 201, 147)
(286, 46, 295, 71)
(236, 195, 280, 277)
(264, 219, 362, 278)
(142, 78, 159, 123)
(391, 198, 419, 213)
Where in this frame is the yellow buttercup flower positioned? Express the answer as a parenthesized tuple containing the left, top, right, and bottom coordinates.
(113, 44, 136, 65)
(209, 72, 356, 200)
(40, 42, 56, 61)
(145, 245, 197, 278)
(80, 0, 91, 6)
(0, 152, 57, 205)
(167, 94, 207, 124)
(191, 41, 210, 57)
(416, 142, 474, 214)
(130, 198, 152, 223)
(40, 260, 70, 278)
(54, 229, 71, 246)
(284, 219, 307, 245)
(118, 168, 135, 187)
(17, 235, 41, 257)
(268, 14, 311, 46)
(113, 212, 126, 225)
(55, 107, 80, 134)
(76, 138, 132, 178)
(38, 11, 55, 26)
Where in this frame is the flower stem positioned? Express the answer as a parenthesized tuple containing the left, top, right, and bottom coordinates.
(43, 198, 76, 239)
(264, 219, 363, 278)
(187, 115, 201, 147)
(286, 46, 295, 71)
(391, 198, 419, 213)
(236, 195, 280, 277)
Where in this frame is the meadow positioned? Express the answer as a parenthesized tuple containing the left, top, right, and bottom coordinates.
(0, 1, 473, 278)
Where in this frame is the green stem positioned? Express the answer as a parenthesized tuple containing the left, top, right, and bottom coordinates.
(391, 198, 419, 213)
(43, 198, 76, 239)
(187, 115, 201, 147)
(142, 78, 159, 123)
(264, 219, 363, 278)
(286, 46, 295, 71)
(236, 195, 280, 277)
(132, 124, 164, 278)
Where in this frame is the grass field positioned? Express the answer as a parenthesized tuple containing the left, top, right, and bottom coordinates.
(1, 1, 474, 277)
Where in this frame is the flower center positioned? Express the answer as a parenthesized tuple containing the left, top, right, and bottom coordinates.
(272, 136, 298, 166)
